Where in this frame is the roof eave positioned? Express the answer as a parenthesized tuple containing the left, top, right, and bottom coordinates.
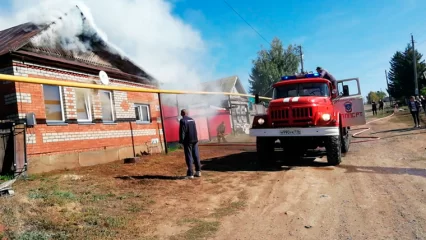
(11, 50, 158, 87)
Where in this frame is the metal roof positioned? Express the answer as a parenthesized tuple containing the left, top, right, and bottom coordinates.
(0, 22, 44, 56)
(201, 75, 247, 95)
(201, 76, 238, 92)
(21, 41, 115, 69)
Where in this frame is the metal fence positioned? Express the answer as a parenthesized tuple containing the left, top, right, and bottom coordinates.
(0, 123, 27, 176)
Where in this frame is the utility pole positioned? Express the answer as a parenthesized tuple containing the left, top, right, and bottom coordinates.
(412, 34, 419, 96)
(299, 45, 304, 73)
(385, 69, 391, 105)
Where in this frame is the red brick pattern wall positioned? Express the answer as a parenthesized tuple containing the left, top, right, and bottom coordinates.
(10, 60, 163, 157)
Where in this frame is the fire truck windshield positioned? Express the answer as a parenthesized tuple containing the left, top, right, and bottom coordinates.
(272, 82, 330, 99)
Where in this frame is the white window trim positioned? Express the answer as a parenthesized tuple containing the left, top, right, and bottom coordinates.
(135, 104, 151, 123)
(100, 90, 115, 122)
(43, 85, 65, 122)
(76, 89, 92, 122)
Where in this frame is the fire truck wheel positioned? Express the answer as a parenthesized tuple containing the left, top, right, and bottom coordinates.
(325, 135, 342, 165)
(341, 127, 350, 153)
(256, 137, 275, 164)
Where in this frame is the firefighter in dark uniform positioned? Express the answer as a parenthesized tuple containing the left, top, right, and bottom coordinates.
(316, 67, 337, 90)
(372, 101, 377, 115)
(179, 109, 201, 179)
(216, 121, 227, 143)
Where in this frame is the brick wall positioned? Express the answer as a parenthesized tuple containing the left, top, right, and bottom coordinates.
(8, 60, 164, 166)
(63, 87, 77, 119)
(114, 90, 135, 119)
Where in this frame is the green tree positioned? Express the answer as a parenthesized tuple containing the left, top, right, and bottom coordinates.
(387, 44, 426, 99)
(376, 90, 387, 100)
(366, 91, 379, 104)
(366, 91, 387, 104)
(420, 87, 426, 97)
(248, 37, 299, 97)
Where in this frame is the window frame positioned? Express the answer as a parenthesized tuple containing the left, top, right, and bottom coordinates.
(42, 84, 65, 123)
(75, 88, 93, 122)
(99, 90, 115, 122)
(273, 82, 330, 99)
(134, 103, 151, 124)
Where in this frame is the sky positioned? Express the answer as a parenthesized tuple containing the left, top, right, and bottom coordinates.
(0, 0, 426, 99)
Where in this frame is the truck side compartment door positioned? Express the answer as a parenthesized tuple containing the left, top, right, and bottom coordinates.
(333, 78, 366, 127)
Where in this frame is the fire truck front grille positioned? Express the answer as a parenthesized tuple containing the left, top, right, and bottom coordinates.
(292, 107, 313, 119)
(270, 109, 290, 120)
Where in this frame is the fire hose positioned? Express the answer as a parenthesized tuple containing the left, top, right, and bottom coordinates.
(350, 112, 395, 143)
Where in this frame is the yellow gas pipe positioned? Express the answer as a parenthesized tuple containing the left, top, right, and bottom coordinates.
(0, 74, 272, 100)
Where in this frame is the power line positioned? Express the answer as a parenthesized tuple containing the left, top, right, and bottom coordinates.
(417, 38, 426, 46)
(412, 34, 419, 95)
(222, 0, 271, 46)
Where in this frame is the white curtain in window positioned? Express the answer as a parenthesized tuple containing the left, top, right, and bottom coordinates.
(101, 91, 113, 121)
(76, 88, 91, 121)
(43, 85, 63, 121)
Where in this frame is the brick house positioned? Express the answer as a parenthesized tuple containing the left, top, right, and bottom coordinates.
(0, 18, 165, 174)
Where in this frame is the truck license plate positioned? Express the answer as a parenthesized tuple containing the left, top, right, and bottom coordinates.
(279, 129, 301, 135)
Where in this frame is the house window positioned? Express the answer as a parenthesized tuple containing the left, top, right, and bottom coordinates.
(75, 88, 92, 122)
(43, 85, 65, 122)
(135, 104, 151, 123)
(100, 90, 114, 122)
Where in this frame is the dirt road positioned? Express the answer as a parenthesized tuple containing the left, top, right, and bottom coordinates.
(212, 112, 426, 240)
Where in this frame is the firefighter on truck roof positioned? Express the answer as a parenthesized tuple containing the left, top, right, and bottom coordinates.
(316, 66, 337, 90)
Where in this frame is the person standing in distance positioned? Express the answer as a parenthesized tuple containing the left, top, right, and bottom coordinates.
(371, 101, 377, 116)
(216, 121, 227, 143)
(408, 96, 421, 128)
(179, 109, 201, 179)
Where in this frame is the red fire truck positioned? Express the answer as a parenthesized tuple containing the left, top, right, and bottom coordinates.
(250, 73, 366, 165)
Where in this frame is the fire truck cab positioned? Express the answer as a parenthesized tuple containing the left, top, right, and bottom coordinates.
(249, 73, 366, 165)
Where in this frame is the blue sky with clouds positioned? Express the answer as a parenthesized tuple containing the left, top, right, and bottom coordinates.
(171, 0, 426, 97)
(1, 0, 426, 98)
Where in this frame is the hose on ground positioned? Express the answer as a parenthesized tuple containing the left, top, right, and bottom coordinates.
(351, 112, 395, 143)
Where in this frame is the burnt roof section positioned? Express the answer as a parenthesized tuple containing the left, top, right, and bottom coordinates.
(0, 8, 157, 86)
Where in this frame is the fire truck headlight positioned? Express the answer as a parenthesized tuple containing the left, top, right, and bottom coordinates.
(257, 118, 265, 125)
(321, 114, 331, 121)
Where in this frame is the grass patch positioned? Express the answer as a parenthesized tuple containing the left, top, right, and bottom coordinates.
(127, 203, 146, 213)
(167, 142, 182, 152)
(0, 149, 252, 240)
(0, 174, 14, 182)
(171, 191, 248, 239)
(389, 112, 426, 124)
(368, 110, 394, 119)
(171, 219, 220, 240)
(16, 230, 51, 240)
(28, 187, 76, 206)
(90, 193, 115, 202)
(210, 190, 248, 218)
(104, 216, 127, 228)
(211, 200, 246, 218)
(1, 206, 18, 227)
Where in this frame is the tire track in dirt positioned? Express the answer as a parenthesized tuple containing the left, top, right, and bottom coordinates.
(212, 115, 426, 240)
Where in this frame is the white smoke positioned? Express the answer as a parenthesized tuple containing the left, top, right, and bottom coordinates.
(0, 0, 228, 107)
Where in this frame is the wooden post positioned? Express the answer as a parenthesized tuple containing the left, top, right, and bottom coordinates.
(158, 93, 168, 154)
